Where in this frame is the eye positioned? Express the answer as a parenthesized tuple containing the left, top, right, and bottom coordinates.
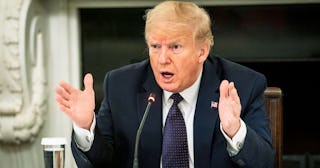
(173, 45, 180, 49)
(150, 44, 160, 49)
(170, 44, 183, 54)
(149, 43, 161, 54)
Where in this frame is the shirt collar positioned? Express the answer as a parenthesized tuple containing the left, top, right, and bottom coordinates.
(163, 69, 202, 106)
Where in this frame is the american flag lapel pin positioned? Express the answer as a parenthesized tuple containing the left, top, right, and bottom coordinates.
(211, 101, 218, 109)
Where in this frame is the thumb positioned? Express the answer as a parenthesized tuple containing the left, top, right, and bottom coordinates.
(84, 73, 94, 92)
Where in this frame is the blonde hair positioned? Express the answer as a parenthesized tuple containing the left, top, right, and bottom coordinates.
(144, 1, 214, 46)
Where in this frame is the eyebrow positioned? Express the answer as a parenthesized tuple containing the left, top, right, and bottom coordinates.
(148, 36, 186, 44)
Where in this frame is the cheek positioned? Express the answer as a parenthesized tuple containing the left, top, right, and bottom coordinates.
(176, 58, 191, 75)
(178, 57, 199, 76)
(149, 54, 160, 78)
(149, 53, 157, 64)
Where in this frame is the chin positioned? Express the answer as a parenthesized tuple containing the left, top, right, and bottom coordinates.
(159, 84, 177, 93)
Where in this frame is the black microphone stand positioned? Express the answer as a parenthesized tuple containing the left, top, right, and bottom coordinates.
(133, 93, 155, 168)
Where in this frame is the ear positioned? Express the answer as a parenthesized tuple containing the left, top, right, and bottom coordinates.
(198, 41, 211, 63)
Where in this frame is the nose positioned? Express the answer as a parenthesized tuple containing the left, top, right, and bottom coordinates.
(159, 47, 170, 64)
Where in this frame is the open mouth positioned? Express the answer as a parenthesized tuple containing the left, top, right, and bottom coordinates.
(161, 72, 174, 79)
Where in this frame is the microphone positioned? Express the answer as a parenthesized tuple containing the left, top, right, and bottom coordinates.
(133, 93, 156, 168)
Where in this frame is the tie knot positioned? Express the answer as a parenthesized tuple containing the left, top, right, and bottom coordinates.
(170, 93, 183, 105)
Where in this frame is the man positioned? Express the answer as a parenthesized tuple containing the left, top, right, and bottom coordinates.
(55, 1, 274, 167)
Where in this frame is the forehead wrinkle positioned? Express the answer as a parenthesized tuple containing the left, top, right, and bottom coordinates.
(148, 35, 187, 45)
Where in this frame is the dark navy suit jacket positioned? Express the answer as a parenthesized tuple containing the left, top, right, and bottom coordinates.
(71, 55, 274, 168)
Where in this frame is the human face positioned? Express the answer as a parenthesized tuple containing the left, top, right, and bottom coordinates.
(147, 22, 208, 93)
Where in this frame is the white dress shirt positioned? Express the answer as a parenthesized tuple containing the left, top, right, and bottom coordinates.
(73, 70, 247, 167)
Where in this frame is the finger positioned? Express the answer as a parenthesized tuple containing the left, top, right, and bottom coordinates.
(228, 82, 234, 96)
(59, 81, 75, 94)
(219, 80, 229, 98)
(229, 82, 240, 104)
(54, 87, 71, 101)
(55, 95, 71, 109)
(58, 104, 72, 117)
(84, 73, 94, 92)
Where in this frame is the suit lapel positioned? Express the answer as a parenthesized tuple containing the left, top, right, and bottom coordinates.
(136, 66, 163, 167)
(194, 59, 221, 167)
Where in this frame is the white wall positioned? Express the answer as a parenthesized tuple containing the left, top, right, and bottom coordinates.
(0, 0, 76, 167)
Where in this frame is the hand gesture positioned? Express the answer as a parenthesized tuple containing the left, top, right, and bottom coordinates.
(55, 73, 95, 130)
(218, 80, 242, 138)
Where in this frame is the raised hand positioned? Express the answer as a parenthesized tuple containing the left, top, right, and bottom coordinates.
(218, 80, 242, 138)
(55, 73, 95, 130)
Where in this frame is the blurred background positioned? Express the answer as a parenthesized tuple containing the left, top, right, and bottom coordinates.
(1, 0, 319, 167)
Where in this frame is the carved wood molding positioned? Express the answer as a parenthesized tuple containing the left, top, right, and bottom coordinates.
(0, 0, 47, 144)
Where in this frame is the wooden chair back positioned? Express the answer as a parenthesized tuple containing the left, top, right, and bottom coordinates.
(264, 87, 283, 168)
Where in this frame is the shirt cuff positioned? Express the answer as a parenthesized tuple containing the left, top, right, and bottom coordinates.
(220, 119, 247, 156)
(73, 116, 96, 152)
